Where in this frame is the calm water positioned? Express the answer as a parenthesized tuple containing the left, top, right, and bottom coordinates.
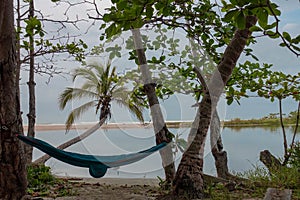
(33, 125, 299, 179)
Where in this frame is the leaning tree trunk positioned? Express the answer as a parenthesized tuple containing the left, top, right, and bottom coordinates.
(173, 16, 257, 198)
(34, 102, 110, 164)
(131, 28, 175, 184)
(25, 0, 36, 164)
(210, 110, 235, 180)
(0, 1, 28, 199)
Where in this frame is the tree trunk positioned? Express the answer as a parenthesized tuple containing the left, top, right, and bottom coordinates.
(131, 28, 175, 185)
(0, 1, 28, 199)
(34, 105, 109, 164)
(210, 110, 235, 179)
(278, 98, 288, 163)
(173, 16, 257, 198)
(26, 0, 36, 164)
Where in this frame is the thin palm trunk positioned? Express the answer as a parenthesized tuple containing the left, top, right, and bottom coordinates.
(279, 98, 288, 161)
(34, 105, 108, 164)
(26, 0, 36, 164)
(282, 100, 300, 165)
(173, 16, 257, 198)
(0, 0, 27, 198)
(131, 28, 175, 184)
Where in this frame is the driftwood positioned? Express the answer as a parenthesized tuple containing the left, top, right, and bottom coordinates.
(260, 151, 293, 200)
(263, 188, 292, 200)
(260, 150, 282, 173)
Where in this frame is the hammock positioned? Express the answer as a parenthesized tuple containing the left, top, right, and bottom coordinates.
(17, 135, 166, 178)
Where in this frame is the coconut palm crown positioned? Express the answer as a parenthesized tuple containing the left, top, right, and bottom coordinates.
(59, 61, 144, 131)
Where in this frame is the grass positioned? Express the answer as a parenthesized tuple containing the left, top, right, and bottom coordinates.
(224, 117, 297, 127)
(203, 165, 300, 199)
(206, 142, 300, 199)
(27, 165, 75, 198)
(27, 164, 300, 199)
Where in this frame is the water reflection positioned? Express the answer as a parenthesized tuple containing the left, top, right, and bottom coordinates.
(224, 125, 296, 133)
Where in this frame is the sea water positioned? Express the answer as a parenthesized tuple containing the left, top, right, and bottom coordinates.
(32, 126, 299, 179)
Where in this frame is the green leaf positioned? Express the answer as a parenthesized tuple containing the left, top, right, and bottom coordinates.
(102, 14, 111, 22)
(257, 8, 268, 28)
(235, 11, 245, 29)
(291, 44, 300, 52)
(279, 42, 286, 47)
(249, 25, 263, 32)
(264, 22, 277, 30)
(146, 5, 154, 19)
(283, 32, 292, 42)
(227, 97, 234, 105)
(257, 90, 264, 97)
(116, 0, 127, 10)
(100, 23, 106, 30)
(229, 86, 234, 95)
(267, 3, 281, 16)
(105, 24, 121, 38)
(266, 31, 280, 39)
(223, 9, 239, 22)
(221, 3, 235, 12)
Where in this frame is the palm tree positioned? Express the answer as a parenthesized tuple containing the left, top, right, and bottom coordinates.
(34, 61, 144, 164)
(60, 61, 144, 130)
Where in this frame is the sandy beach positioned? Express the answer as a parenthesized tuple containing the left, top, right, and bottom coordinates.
(24, 177, 162, 200)
(23, 121, 193, 132)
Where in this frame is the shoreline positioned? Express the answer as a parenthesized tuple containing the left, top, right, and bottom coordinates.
(23, 121, 194, 131)
(23, 120, 295, 132)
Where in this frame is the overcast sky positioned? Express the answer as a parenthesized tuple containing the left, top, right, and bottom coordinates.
(19, 0, 300, 124)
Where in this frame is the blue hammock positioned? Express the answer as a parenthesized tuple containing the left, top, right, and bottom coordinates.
(17, 135, 166, 178)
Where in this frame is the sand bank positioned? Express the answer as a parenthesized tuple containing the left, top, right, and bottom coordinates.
(23, 121, 193, 131)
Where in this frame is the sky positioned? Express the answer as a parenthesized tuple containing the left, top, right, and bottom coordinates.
(19, 0, 300, 124)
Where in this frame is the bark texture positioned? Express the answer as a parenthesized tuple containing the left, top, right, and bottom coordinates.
(173, 16, 257, 198)
(131, 29, 175, 184)
(0, 1, 27, 199)
(210, 110, 238, 180)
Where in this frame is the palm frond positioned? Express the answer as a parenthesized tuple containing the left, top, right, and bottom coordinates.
(91, 63, 105, 78)
(106, 66, 117, 89)
(59, 87, 98, 110)
(81, 82, 100, 93)
(72, 67, 99, 86)
(65, 101, 96, 131)
(111, 86, 130, 100)
(114, 98, 144, 122)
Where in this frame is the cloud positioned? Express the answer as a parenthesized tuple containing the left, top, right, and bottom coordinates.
(273, 0, 300, 12)
(283, 23, 300, 36)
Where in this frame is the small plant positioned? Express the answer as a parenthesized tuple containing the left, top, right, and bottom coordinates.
(172, 133, 187, 156)
(27, 165, 74, 197)
(239, 164, 300, 199)
(288, 141, 300, 169)
(157, 176, 172, 192)
(27, 164, 55, 195)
